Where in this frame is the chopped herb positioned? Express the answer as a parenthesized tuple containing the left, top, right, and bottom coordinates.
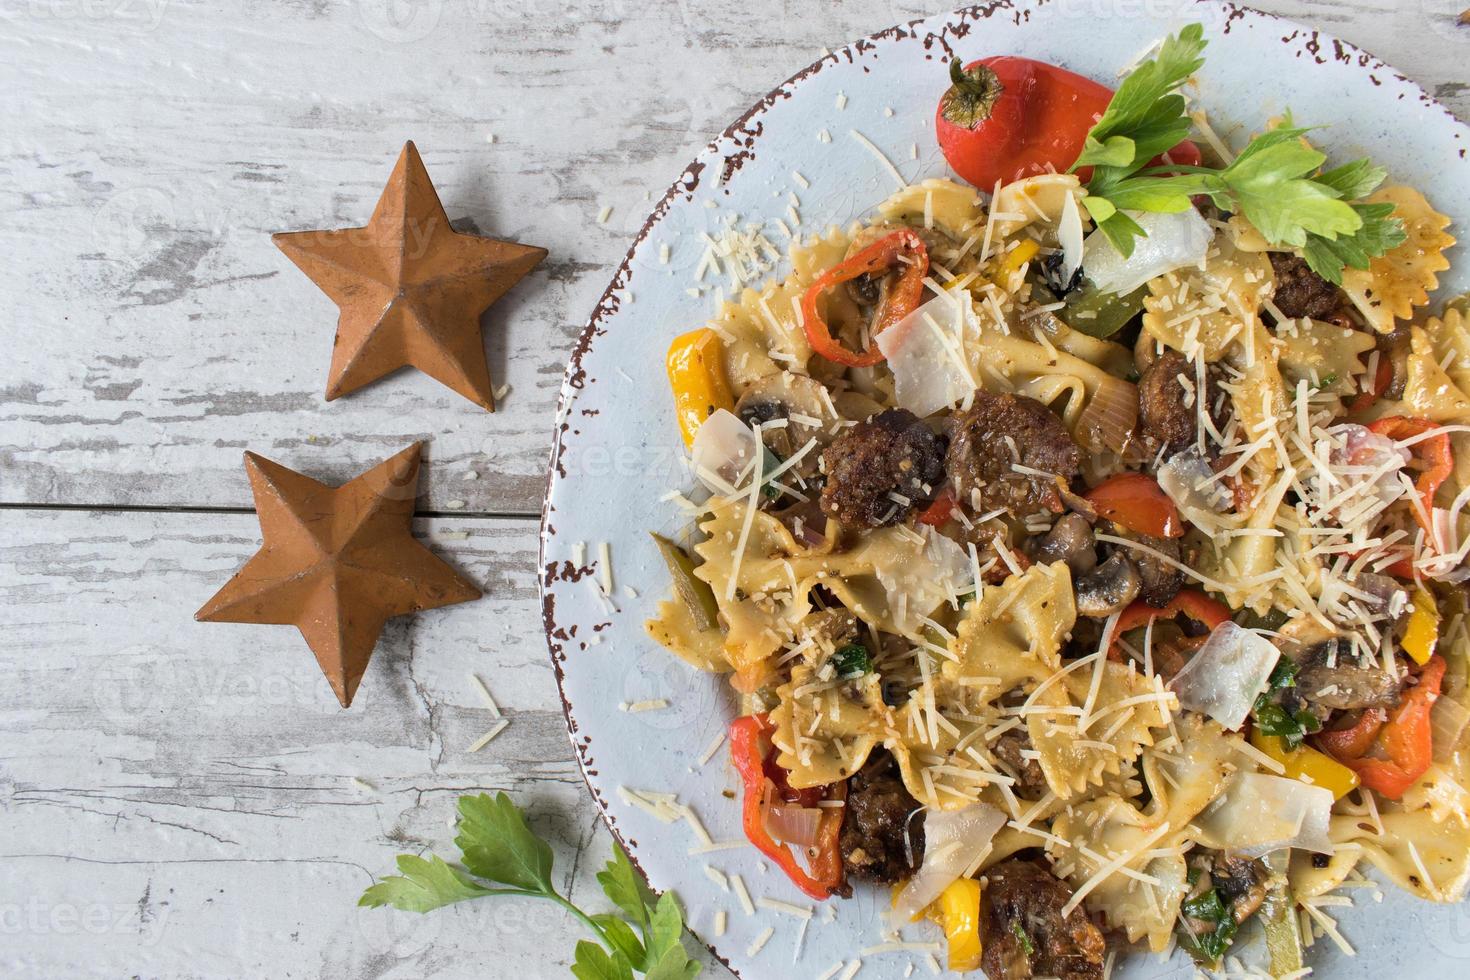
(1074, 24, 1405, 284)
(833, 643, 872, 677)
(1252, 659, 1320, 749)
(361, 793, 702, 980)
(1009, 919, 1035, 957)
(1178, 870, 1239, 965)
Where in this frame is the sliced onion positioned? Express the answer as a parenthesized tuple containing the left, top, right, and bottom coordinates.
(764, 804, 823, 848)
(1168, 621, 1280, 731)
(1074, 372, 1139, 455)
(1082, 208, 1213, 296)
(1195, 772, 1334, 857)
(889, 802, 1005, 927)
(689, 408, 760, 494)
(1432, 692, 1470, 764)
(1158, 447, 1234, 531)
(876, 292, 978, 418)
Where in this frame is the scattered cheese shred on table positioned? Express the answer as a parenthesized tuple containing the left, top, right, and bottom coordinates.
(470, 674, 502, 716)
(730, 873, 755, 916)
(746, 926, 774, 957)
(620, 698, 669, 714)
(467, 718, 509, 752)
(597, 205, 612, 223)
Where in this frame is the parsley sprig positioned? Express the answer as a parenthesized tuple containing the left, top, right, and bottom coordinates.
(1074, 23, 1405, 284)
(361, 793, 702, 980)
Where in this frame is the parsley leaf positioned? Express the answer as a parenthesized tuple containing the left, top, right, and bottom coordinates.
(1302, 201, 1408, 284)
(456, 791, 554, 892)
(1073, 24, 1206, 172)
(358, 853, 495, 912)
(360, 792, 702, 979)
(1075, 23, 1405, 280)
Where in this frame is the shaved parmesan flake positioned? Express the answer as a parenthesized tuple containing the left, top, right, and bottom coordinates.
(1168, 622, 1280, 730)
(1195, 772, 1334, 857)
(1082, 208, 1212, 296)
(876, 292, 978, 417)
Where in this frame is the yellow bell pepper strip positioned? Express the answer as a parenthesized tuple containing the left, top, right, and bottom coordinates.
(1249, 728, 1359, 801)
(992, 237, 1040, 283)
(800, 230, 929, 367)
(939, 878, 983, 972)
(666, 328, 733, 446)
(1401, 587, 1439, 666)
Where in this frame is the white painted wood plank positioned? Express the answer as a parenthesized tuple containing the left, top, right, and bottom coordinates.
(1, 1, 1462, 515)
(0, 507, 725, 978)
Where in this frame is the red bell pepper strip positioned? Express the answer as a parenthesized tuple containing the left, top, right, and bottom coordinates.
(917, 488, 958, 527)
(800, 230, 928, 367)
(1367, 417, 1453, 537)
(1108, 589, 1232, 661)
(729, 714, 844, 900)
(1318, 656, 1445, 800)
(1348, 350, 1395, 414)
(1316, 707, 1387, 761)
(1084, 474, 1185, 539)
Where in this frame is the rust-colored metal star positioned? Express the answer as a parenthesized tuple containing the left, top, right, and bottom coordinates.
(273, 141, 546, 410)
(195, 443, 480, 707)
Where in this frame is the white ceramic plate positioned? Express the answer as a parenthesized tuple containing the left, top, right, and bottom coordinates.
(540, 2, 1470, 976)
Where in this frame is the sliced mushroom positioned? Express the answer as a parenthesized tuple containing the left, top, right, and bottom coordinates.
(1296, 640, 1403, 711)
(1026, 512, 1098, 576)
(1209, 854, 1270, 925)
(734, 373, 837, 468)
(1074, 552, 1142, 618)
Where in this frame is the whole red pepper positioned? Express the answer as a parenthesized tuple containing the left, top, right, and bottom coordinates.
(728, 714, 845, 900)
(800, 230, 928, 367)
(935, 57, 1202, 190)
(1318, 656, 1445, 800)
(1108, 589, 1232, 661)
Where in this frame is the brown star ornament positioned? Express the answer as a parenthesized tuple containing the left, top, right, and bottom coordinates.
(273, 141, 546, 410)
(195, 443, 480, 707)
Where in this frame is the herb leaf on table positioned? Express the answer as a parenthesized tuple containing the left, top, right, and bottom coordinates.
(360, 792, 702, 979)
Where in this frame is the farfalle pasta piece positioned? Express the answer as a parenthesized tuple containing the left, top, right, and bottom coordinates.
(1028, 660, 1173, 799)
(1341, 185, 1455, 334)
(1047, 717, 1241, 950)
(1273, 317, 1377, 395)
(1330, 807, 1470, 902)
(770, 662, 889, 788)
(644, 596, 729, 674)
(1142, 234, 1275, 361)
(1372, 325, 1470, 423)
(992, 173, 1084, 238)
(1048, 794, 1190, 952)
(1424, 307, 1470, 412)
(693, 502, 977, 679)
(876, 177, 987, 242)
(941, 561, 1075, 706)
(713, 227, 853, 386)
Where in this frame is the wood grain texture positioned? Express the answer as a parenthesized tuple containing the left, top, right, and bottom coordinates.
(1, 0, 1464, 516)
(0, 508, 730, 978)
(2, 2, 1466, 978)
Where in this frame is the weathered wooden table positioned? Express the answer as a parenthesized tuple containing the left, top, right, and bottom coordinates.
(2, 2, 1465, 976)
